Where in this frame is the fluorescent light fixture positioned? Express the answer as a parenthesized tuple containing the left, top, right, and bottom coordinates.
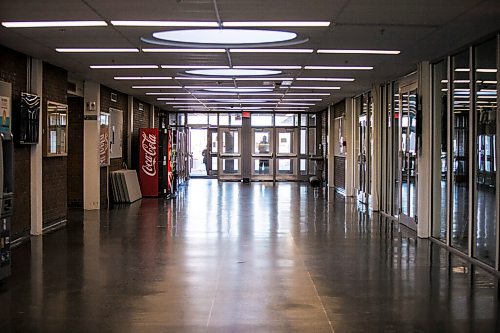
(285, 86, 341, 90)
(162, 65, 230, 69)
(205, 88, 274, 93)
(222, 21, 330, 27)
(483, 81, 498, 84)
(234, 77, 292, 81)
(192, 92, 238, 96)
(305, 66, 373, 70)
(186, 69, 282, 76)
(165, 102, 201, 105)
(114, 76, 172, 80)
(204, 102, 280, 105)
(132, 85, 182, 89)
(283, 99, 322, 101)
(230, 49, 313, 53)
(234, 65, 302, 70)
(146, 92, 191, 95)
(142, 48, 225, 53)
(296, 77, 354, 82)
(477, 69, 498, 73)
(56, 48, 139, 53)
(274, 106, 309, 109)
(317, 49, 400, 54)
(153, 29, 297, 44)
(185, 86, 269, 90)
(206, 99, 280, 102)
(111, 21, 219, 27)
(2, 21, 107, 28)
(455, 68, 470, 72)
(175, 77, 234, 81)
(90, 65, 158, 69)
(286, 93, 330, 96)
(157, 98, 198, 101)
(239, 93, 285, 96)
(278, 103, 315, 106)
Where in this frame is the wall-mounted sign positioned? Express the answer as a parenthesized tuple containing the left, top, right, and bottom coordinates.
(0, 96, 11, 134)
(99, 112, 110, 166)
(19, 93, 40, 144)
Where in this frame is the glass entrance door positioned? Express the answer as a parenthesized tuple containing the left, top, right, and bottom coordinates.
(218, 127, 241, 180)
(207, 128, 218, 176)
(399, 85, 418, 229)
(251, 128, 273, 180)
(357, 114, 369, 203)
(275, 128, 298, 180)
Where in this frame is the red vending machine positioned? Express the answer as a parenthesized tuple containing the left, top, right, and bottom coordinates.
(139, 128, 159, 197)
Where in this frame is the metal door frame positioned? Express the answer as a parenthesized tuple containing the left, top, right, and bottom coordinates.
(218, 126, 242, 180)
(275, 127, 299, 181)
(250, 127, 274, 181)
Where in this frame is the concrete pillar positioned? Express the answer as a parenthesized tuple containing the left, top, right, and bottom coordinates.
(83, 81, 100, 210)
(327, 105, 335, 187)
(371, 85, 381, 211)
(345, 98, 356, 197)
(417, 62, 432, 238)
(29, 58, 43, 235)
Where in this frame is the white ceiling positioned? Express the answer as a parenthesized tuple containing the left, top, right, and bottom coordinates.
(0, 0, 498, 112)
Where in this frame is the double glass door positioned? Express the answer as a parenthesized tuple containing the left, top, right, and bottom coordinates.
(251, 128, 299, 181)
(399, 85, 418, 228)
(218, 127, 241, 180)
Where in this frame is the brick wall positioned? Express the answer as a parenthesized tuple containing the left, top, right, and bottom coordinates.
(131, 99, 151, 171)
(42, 62, 68, 224)
(67, 96, 84, 208)
(0, 45, 31, 238)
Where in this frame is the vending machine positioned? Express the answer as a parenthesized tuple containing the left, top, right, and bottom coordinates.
(0, 132, 14, 281)
(138, 128, 159, 197)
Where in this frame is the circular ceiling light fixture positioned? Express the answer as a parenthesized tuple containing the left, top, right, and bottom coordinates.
(204, 88, 273, 93)
(185, 69, 281, 76)
(142, 29, 308, 48)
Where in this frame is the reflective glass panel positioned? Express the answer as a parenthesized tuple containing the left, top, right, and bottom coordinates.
(275, 114, 298, 127)
(278, 131, 293, 154)
(451, 49, 470, 253)
(254, 131, 271, 155)
(474, 38, 497, 266)
(221, 130, 239, 154)
(251, 114, 273, 126)
(222, 158, 239, 174)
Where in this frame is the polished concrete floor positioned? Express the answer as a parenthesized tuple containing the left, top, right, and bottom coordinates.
(0, 180, 499, 332)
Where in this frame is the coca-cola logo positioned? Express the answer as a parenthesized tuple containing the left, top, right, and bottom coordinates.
(141, 132, 157, 177)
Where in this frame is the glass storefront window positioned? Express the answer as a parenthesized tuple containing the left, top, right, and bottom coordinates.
(275, 114, 298, 127)
(221, 129, 239, 154)
(451, 49, 470, 254)
(209, 114, 218, 126)
(251, 114, 273, 127)
(474, 38, 497, 266)
(432, 60, 449, 242)
(308, 128, 317, 155)
(301, 114, 308, 127)
(187, 113, 208, 125)
(219, 113, 242, 126)
(300, 128, 307, 155)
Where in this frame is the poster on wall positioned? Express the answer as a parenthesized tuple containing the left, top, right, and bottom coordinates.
(109, 108, 123, 159)
(19, 93, 40, 144)
(139, 128, 159, 197)
(0, 96, 11, 134)
(99, 112, 110, 166)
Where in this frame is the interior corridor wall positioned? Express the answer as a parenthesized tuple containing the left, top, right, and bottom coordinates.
(0, 45, 30, 237)
(42, 63, 68, 225)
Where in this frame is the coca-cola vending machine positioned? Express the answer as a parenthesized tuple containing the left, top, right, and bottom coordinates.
(139, 128, 159, 197)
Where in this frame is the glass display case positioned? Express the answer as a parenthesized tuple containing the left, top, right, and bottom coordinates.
(44, 101, 68, 157)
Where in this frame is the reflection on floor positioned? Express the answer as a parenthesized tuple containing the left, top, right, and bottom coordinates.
(0, 180, 498, 332)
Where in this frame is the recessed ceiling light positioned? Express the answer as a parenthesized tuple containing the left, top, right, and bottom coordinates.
(305, 66, 373, 70)
(229, 49, 313, 53)
(185, 69, 282, 76)
(114, 76, 172, 80)
(111, 21, 219, 27)
(152, 29, 297, 45)
(222, 21, 330, 27)
(132, 85, 182, 89)
(146, 92, 191, 95)
(296, 78, 354, 82)
(162, 65, 230, 69)
(91, 65, 158, 69)
(234, 65, 302, 70)
(317, 49, 400, 54)
(142, 48, 225, 53)
(1, 21, 107, 28)
(283, 86, 341, 90)
(56, 48, 139, 53)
